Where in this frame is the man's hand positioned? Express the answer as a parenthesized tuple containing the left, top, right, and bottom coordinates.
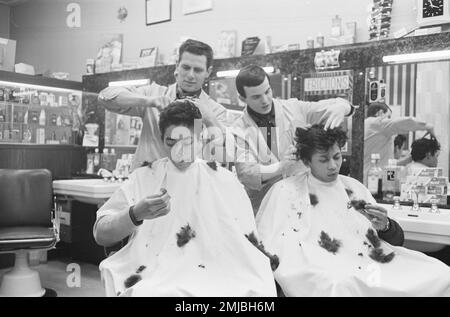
(320, 98, 352, 130)
(132, 189, 171, 222)
(358, 204, 389, 231)
(147, 95, 172, 112)
(189, 97, 221, 128)
(424, 124, 435, 139)
(280, 145, 301, 178)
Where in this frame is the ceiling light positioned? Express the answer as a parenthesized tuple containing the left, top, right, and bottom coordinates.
(383, 50, 450, 64)
(108, 79, 150, 87)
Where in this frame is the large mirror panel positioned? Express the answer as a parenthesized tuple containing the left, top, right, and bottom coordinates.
(363, 61, 450, 205)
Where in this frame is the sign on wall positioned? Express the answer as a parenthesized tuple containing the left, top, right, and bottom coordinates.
(304, 70, 352, 95)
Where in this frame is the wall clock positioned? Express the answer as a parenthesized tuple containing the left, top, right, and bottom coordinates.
(417, 0, 450, 26)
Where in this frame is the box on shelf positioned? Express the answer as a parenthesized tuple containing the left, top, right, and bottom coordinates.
(400, 167, 448, 205)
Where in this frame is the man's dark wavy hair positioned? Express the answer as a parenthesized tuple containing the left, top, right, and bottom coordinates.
(394, 134, 407, 149)
(295, 124, 348, 163)
(366, 102, 391, 118)
(411, 138, 440, 162)
(158, 99, 202, 139)
(179, 39, 214, 69)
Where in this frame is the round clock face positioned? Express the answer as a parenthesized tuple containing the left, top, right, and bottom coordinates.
(423, 0, 444, 18)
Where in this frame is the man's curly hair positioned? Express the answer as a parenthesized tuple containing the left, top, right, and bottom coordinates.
(158, 99, 202, 139)
(295, 124, 348, 163)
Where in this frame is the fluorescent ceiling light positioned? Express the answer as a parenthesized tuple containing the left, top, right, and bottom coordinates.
(108, 79, 150, 87)
(0, 80, 80, 94)
(383, 50, 450, 64)
(216, 66, 275, 78)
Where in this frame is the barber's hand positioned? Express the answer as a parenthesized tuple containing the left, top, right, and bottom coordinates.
(147, 96, 172, 112)
(321, 98, 352, 130)
(425, 124, 435, 138)
(190, 98, 221, 128)
(359, 204, 389, 231)
(132, 189, 171, 222)
(280, 145, 300, 178)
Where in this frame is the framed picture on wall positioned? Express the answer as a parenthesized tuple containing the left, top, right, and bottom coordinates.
(182, 0, 213, 15)
(146, 0, 172, 26)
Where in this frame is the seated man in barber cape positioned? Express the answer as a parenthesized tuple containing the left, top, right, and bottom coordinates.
(94, 100, 277, 297)
(231, 65, 356, 213)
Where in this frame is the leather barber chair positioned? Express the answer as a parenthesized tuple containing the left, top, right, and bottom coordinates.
(0, 169, 59, 297)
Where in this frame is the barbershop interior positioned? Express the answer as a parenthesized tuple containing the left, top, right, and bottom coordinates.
(0, 0, 450, 297)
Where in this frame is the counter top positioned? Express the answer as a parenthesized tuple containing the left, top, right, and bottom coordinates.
(380, 203, 450, 251)
(53, 179, 121, 205)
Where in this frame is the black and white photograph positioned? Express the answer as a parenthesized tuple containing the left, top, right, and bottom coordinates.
(0, 0, 450, 302)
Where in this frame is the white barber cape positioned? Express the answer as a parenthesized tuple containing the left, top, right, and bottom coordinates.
(98, 158, 276, 297)
(256, 172, 450, 297)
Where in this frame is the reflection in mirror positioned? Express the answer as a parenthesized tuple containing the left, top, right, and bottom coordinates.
(300, 70, 354, 165)
(364, 61, 450, 205)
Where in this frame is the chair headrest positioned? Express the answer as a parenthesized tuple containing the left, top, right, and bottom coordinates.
(0, 169, 53, 228)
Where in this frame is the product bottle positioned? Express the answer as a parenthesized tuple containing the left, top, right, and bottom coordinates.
(23, 128, 32, 143)
(23, 109, 29, 124)
(93, 148, 101, 173)
(86, 152, 94, 174)
(382, 159, 401, 201)
(379, 79, 386, 101)
(306, 37, 314, 49)
(316, 33, 325, 48)
(110, 148, 117, 171)
(367, 153, 383, 199)
(101, 148, 109, 170)
(56, 114, 62, 126)
(39, 92, 48, 106)
(39, 109, 46, 126)
(331, 15, 342, 37)
(48, 93, 55, 107)
(32, 92, 40, 105)
(61, 132, 67, 144)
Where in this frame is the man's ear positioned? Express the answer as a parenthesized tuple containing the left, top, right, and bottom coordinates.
(207, 66, 213, 77)
(238, 95, 246, 104)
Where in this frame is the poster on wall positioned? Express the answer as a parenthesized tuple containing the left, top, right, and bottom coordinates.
(216, 30, 237, 59)
(0, 38, 16, 72)
(95, 34, 123, 74)
(183, 0, 213, 15)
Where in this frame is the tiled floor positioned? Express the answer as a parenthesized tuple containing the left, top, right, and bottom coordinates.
(0, 259, 104, 297)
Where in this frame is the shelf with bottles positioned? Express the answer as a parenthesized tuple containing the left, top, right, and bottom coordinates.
(0, 86, 81, 109)
(0, 72, 83, 145)
(0, 122, 73, 144)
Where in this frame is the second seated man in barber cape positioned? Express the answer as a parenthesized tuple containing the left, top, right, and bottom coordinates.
(98, 39, 228, 171)
(232, 65, 356, 213)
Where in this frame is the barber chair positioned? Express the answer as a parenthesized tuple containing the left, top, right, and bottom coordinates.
(0, 169, 59, 297)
